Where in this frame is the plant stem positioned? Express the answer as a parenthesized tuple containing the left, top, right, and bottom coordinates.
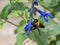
(2, 19, 18, 27)
(7, 20, 18, 27)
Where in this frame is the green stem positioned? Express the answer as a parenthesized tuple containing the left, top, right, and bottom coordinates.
(15, 10, 25, 20)
(2, 19, 18, 27)
(7, 20, 18, 27)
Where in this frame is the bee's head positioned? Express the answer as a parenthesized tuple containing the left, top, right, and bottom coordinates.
(34, 19, 38, 23)
(31, 19, 38, 25)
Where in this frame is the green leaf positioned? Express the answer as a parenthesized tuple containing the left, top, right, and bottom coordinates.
(47, 24, 60, 36)
(0, 4, 11, 20)
(8, 2, 29, 18)
(39, 0, 60, 15)
(56, 34, 60, 45)
(57, 41, 60, 45)
(14, 2, 29, 10)
(11, 2, 29, 18)
(55, 12, 60, 20)
(40, 0, 59, 8)
(16, 33, 27, 45)
(8, 10, 20, 18)
(51, 1, 60, 13)
(0, 20, 3, 29)
(50, 40, 56, 45)
(17, 0, 28, 3)
(41, 18, 60, 36)
(28, 30, 48, 45)
(17, 20, 26, 33)
(56, 35, 60, 41)
(23, 10, 30, 22)
(45, 12, 60, 36)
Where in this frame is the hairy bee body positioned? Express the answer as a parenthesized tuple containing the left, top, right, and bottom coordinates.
(31, 19, 45, 30)
(31, 19, 45, 34)
(24, 19, 45, 35)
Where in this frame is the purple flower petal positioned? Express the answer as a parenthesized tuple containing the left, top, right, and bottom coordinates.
(26, 19, 32, 35)
(44, 16, 48, 22)
(24, 24, 29, 30)
(37, 9, 54, 22)
(37, 10, 48, 22)
(46, 13, 54, 18)
(37, 10, 45, 16)
(26, 28, 31, 35)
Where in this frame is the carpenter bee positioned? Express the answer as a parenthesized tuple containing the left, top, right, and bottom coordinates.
(31, 19, 45, 34)
(24, 19, 45, 35)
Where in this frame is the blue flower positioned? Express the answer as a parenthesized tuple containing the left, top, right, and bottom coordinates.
(37, 10, 54, 22)
(24, 19, 32, 35)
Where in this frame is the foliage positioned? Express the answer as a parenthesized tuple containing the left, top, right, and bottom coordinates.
(0, 0, 60, 45)
(0, 19, 3, 29)
(16, 33, 27, 45)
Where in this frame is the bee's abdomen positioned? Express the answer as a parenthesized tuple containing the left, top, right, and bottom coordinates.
(39, 23, 45, 28)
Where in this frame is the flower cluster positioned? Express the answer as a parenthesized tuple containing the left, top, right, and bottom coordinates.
(29, 0, 38, 18)
(24, 0, 54, 35)
(37, 9, 54, 22)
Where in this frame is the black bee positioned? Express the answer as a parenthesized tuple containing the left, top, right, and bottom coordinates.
(31, 19, 45, 34)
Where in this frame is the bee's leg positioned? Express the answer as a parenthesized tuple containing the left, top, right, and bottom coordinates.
(36, 27, 40, 34)
(37, 28, 40, 34)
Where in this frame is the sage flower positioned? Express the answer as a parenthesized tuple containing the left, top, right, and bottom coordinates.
(37, 10, 54, 22)
(24, 19, 32, 35)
